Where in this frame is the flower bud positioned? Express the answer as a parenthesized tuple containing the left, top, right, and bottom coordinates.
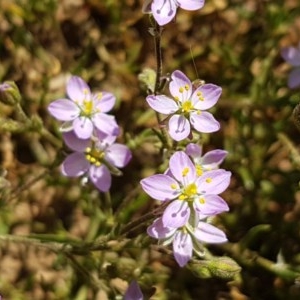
(206, 257, 241, 279)
(188, 257, 241, 280)
(0, 81, 21, 106)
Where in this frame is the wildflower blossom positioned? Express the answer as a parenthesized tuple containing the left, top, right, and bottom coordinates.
(140, 151, 230, 228)
(143, 0, 205, 26)
(281, 44, 300, 89)
(124, 280, 144, 300)
(48, 76, 119, 139)
(146, 70, 221, 141)
(147, 216, 227, 267)
(185, 143, 227, 176)
(61, 131, 131, 192)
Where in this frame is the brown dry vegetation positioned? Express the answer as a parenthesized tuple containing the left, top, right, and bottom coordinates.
(1, 0, 300, 299)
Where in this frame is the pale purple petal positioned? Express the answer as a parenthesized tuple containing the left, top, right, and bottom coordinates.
(147, 217, 176, 239)
(177, 0, 205, 10)
(162, 200, 190, 228)
(67, 76, 91, 103)
(201, 150, 228, 168)
(196, 170, 231, 194)
(62, 131, 90, 152)
(281, 47, 300, 67)
(73, 117, 93, 139)
(169, 151, 196, 185)
(97, 133, 117, 145)
(185, 143, 202, 158)
(146, 95, 178, 114)
(89, 165, 111, 192)
(192, 84, 222, 110)
(190, 111, 220, 133)
(105, 144, 131, 168)
(140, 174, 180, 201)
(168, 114, 190, 141)
(48, 99, 80, 121)
(169, 70, 192, 101)
(173, 231, 193, 267)
(92, 113, 120, 136)
(151, 0, 177, 26)
(194, 222, 227, 244)
(93, 92, 116, 113)
(193, 194, 229, 216)
(124, 280, 143, 300)
(61, 152, 89, 177)
(288, 68, 300, 89)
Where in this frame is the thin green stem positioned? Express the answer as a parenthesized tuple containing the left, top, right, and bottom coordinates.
(221, 242, 300, 282)
(150, 16, 173, 150)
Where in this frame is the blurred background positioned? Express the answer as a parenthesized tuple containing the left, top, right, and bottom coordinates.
(1, 0, 300, 299)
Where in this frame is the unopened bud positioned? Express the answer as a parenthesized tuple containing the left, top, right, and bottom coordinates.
(0, 81, 21, 106)
(188, 257, 241, 280)
(207, 257, 241, 279)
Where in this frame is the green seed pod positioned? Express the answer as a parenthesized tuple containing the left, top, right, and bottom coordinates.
(188, 257, 241, 280)
(206, 257, 241, 279)
(0, 81, 21, 106)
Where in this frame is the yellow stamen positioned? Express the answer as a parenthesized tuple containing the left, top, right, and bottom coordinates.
(179, 183, 197, 201)
(182, 100, 193, 113)
(179, 87, 184, 93)
(184, 84, 189, 91)
(184, 183, 197, 196)
(95, 92, 102, 100)
(170, 183, 177, 189)
(197, 91, 204, 101)
(85, 147, 105, 166)
(205, 178, 212, 183)
(199, 197, 205, 204)
(83, 100, 93, 115)
(182, 167, 190, 177)
(196, 164, 203, 177)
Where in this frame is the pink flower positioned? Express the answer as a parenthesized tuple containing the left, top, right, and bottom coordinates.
(281, 44, 300, 89)
(140, 151, 230, 228)
(143, 0, 205, 26)
(61, 131, 131, 192)
(48, 76, 119, 139)
(147, 217, 227, 267)
(185, 143, 228, 176)
(146, 70, 221, 141)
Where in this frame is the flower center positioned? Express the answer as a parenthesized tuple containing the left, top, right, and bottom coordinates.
(83, 100, 93, 115)
(85, 147, 105, 167)
(181, 100, 193, 113)
(179, 183, 197, 200)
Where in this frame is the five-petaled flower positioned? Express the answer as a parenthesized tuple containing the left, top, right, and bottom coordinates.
(281, 43, 300, 89)
(61, 131, 131, 192)
(185, 143, 228, 176)
(143, 0, 205, 26)
(147, 216, 227, 267)
(146, 70, 221, 141)
(140, 151, 231, 228)
(48, 76, 119, 139)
